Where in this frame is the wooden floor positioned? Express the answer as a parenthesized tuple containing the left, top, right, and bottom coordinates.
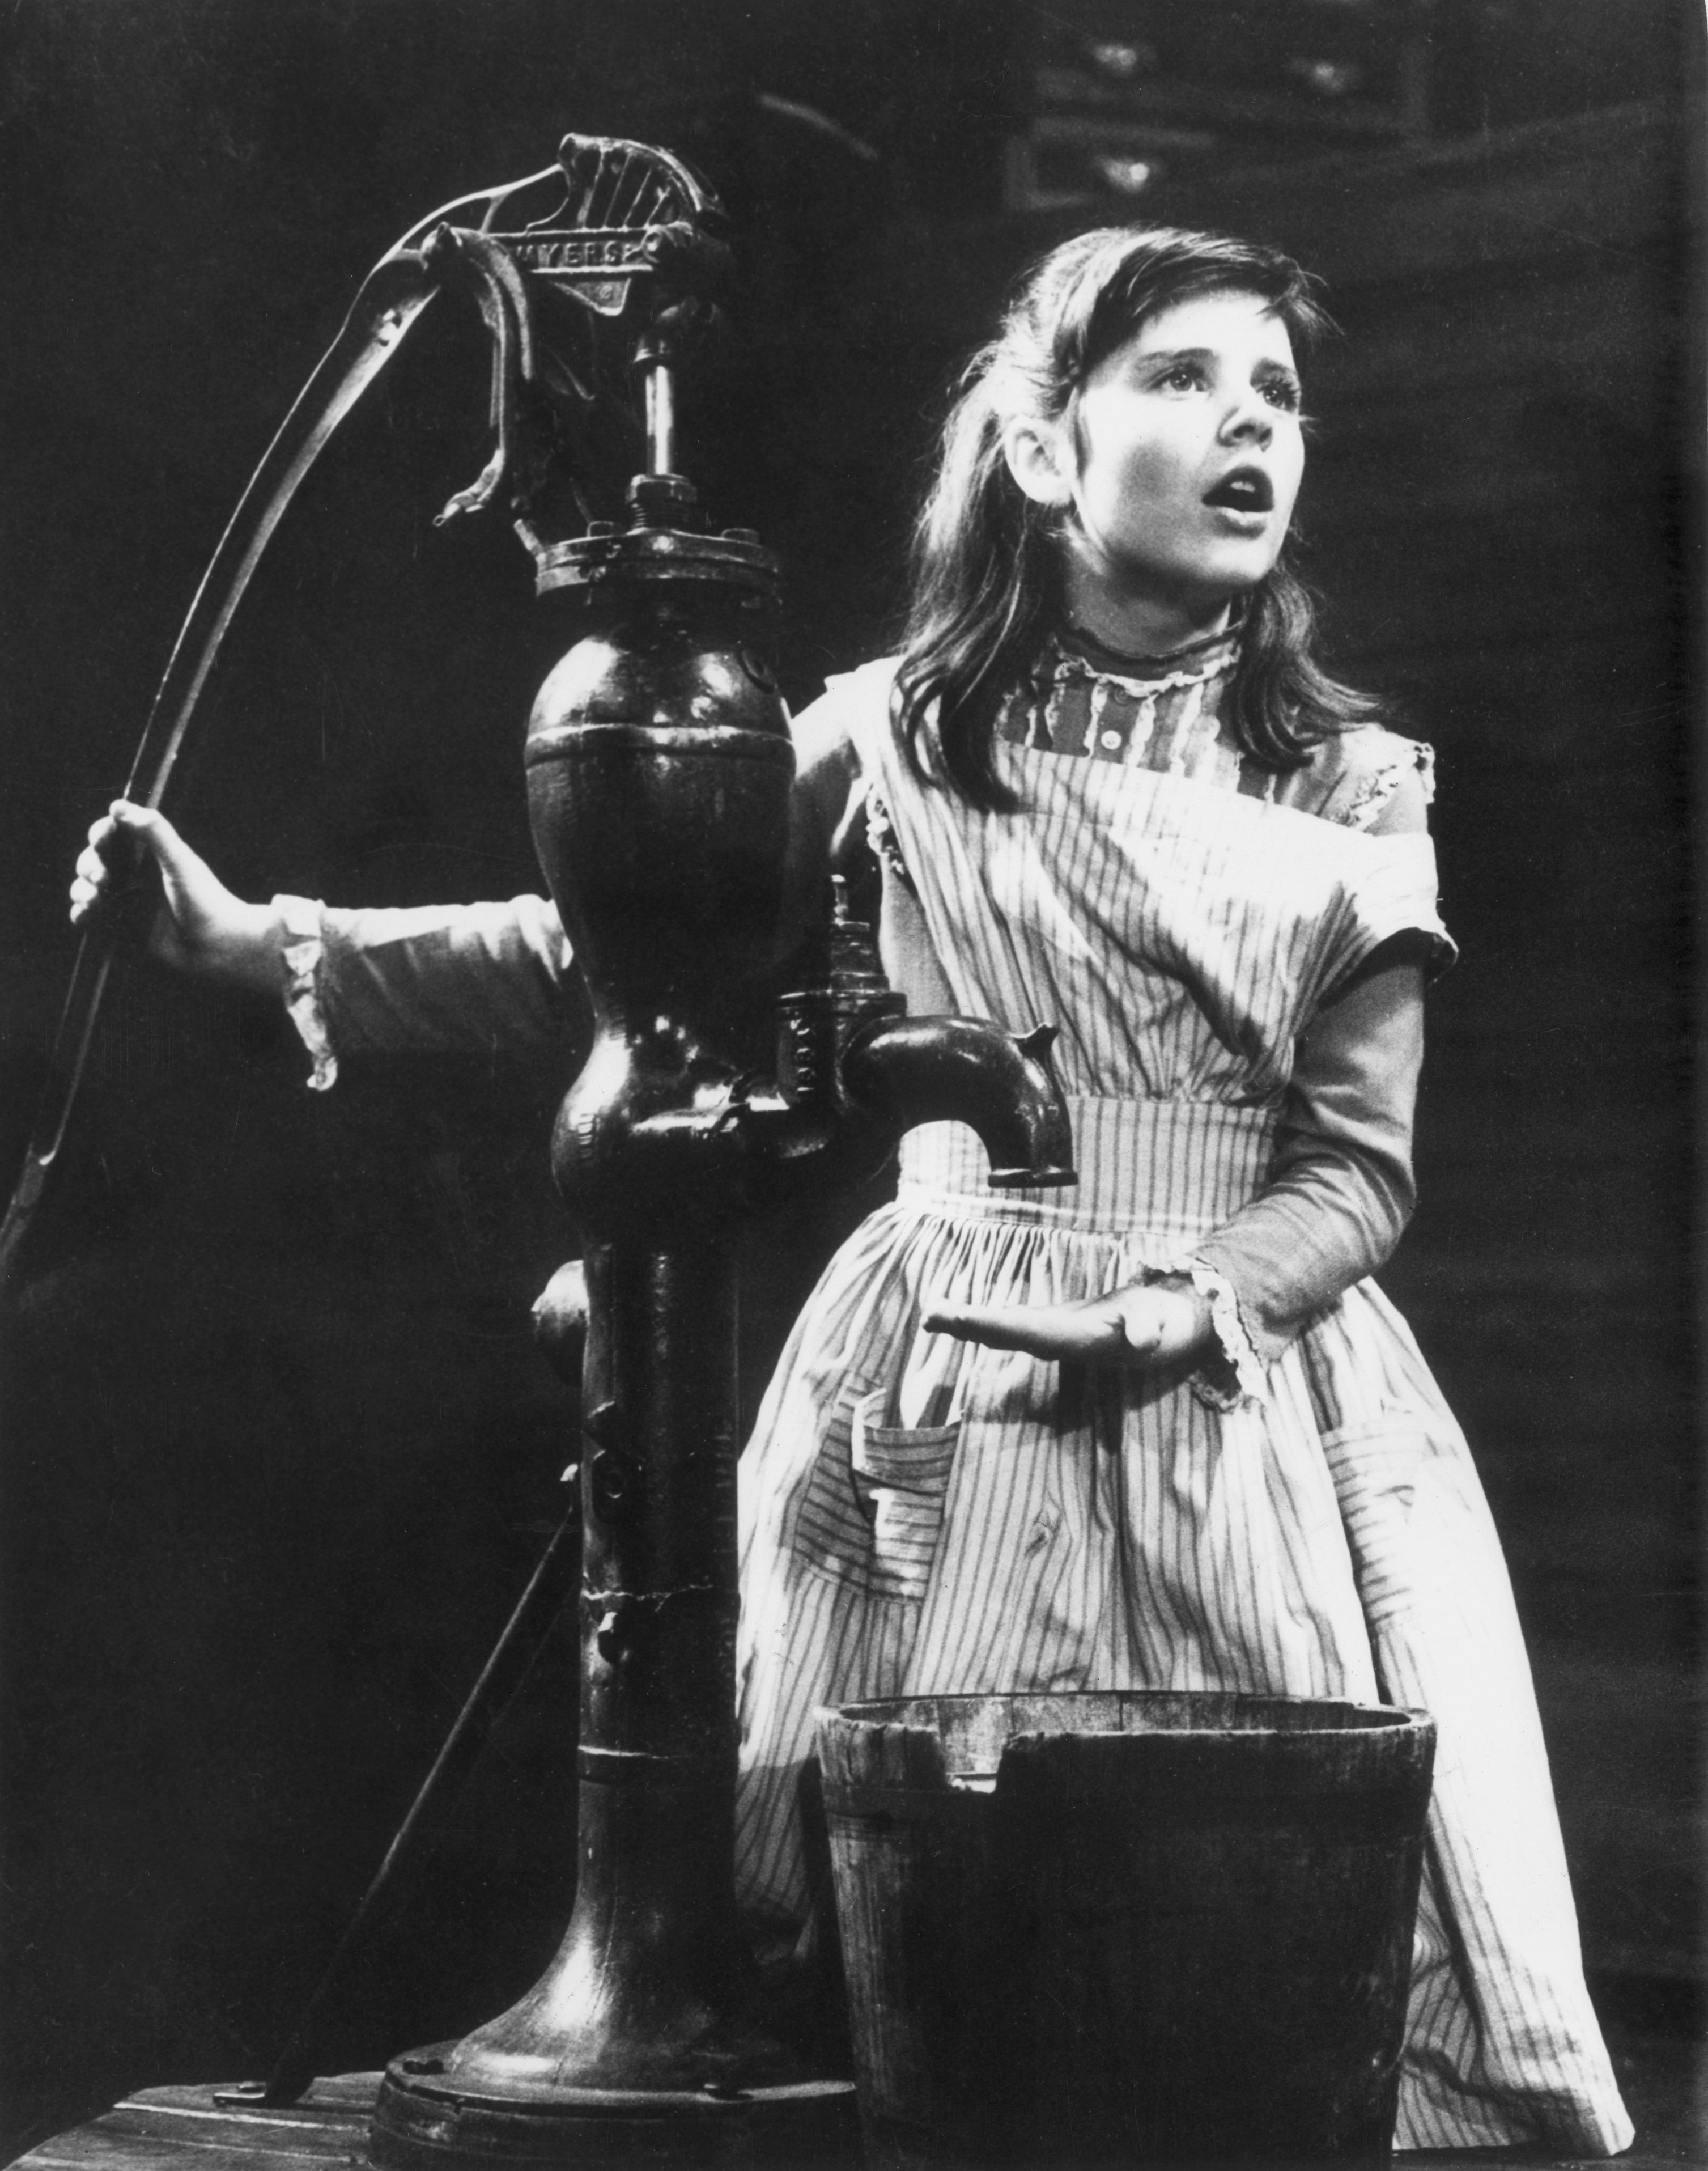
(10, 2077, 378, 2171)
(9, 2037, 1702, 2171)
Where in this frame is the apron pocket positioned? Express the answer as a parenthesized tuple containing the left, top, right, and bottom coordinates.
(794, 1379, 962, 1605)
(849, 1389, 960, 1604)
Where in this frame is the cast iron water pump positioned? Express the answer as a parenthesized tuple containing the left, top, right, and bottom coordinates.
(369, 135, 1074, 2171)
(6, 132, 1075, 2169)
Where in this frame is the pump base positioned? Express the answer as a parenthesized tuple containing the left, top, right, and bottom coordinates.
(370, 2056, 860, 2169)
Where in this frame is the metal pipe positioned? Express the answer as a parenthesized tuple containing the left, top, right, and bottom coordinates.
(840, 1015, 1076, 1188)
(644, 361, 676, 476)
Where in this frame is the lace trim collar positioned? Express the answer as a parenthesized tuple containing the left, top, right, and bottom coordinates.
(1051, 622, 1238, 694)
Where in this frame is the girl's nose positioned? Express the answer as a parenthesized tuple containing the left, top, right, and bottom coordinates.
(1218, 389, 1273, 446)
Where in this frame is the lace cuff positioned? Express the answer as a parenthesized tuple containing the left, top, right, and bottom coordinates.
(1168, 1258, 1267, 1411)
(275, 894, 337, 1092)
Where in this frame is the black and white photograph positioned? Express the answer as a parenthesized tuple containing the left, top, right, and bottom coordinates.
(0, 5, 1701, 2168)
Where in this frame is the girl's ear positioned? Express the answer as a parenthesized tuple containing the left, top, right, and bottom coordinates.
(1001, 417, 1073, 510)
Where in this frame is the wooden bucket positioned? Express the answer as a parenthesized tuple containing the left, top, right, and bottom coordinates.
(815, 1690, 1435, 2169)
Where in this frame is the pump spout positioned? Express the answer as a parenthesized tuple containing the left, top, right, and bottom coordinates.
(840, 1015, 1076, 1189)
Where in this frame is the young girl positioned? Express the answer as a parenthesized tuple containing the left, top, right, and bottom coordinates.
(73, 226, 1632, 2156)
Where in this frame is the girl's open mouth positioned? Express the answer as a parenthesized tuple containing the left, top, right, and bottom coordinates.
(1203, 467, 1274, 514)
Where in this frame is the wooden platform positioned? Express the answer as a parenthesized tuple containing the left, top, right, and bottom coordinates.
(10, 2078, 379, 2171)
(7, 2058, 1701, 2171)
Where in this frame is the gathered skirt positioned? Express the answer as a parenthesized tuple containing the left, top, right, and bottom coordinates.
(734, 1097, 1632, 2155)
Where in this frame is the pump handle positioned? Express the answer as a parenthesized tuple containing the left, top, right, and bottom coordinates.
(0, 160, 553, 1290)
(2, 136, 733, 1292)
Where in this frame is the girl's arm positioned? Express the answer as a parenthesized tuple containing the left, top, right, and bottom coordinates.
(72, 803, 572, 1079)
(925, 956, 1422, 1373)
(928, 771, 1433, 1377)
(72, 701, 864, 1072)
(1187, 945, 1422, 1375)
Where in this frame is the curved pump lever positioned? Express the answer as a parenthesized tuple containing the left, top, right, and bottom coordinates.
(424, 224, 546, 528)
(0, 161, 567, 1294)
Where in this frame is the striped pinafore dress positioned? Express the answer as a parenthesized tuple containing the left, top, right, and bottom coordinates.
(733, 635, 1633, 2156)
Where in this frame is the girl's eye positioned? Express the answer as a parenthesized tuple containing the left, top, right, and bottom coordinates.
(1155, 363, 1206, 393)
(1259, 375, 1302, 413)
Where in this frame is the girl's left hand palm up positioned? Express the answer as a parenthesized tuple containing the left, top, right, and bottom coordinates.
(924, 1279, 1212, 1368)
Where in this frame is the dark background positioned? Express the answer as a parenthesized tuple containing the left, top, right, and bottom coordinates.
(0, 0, 1700, 2153)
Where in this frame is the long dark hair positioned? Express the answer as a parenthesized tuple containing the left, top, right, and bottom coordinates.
(895, 225, 1380, 812)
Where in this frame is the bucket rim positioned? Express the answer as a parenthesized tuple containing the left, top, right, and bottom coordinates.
(815, 1688, 1433, 1740)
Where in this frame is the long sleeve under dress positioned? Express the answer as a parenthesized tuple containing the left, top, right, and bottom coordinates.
(276, 631, 1631, 2157)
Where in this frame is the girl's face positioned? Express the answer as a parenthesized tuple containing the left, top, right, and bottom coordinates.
(1010, 287, 1306, 641)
